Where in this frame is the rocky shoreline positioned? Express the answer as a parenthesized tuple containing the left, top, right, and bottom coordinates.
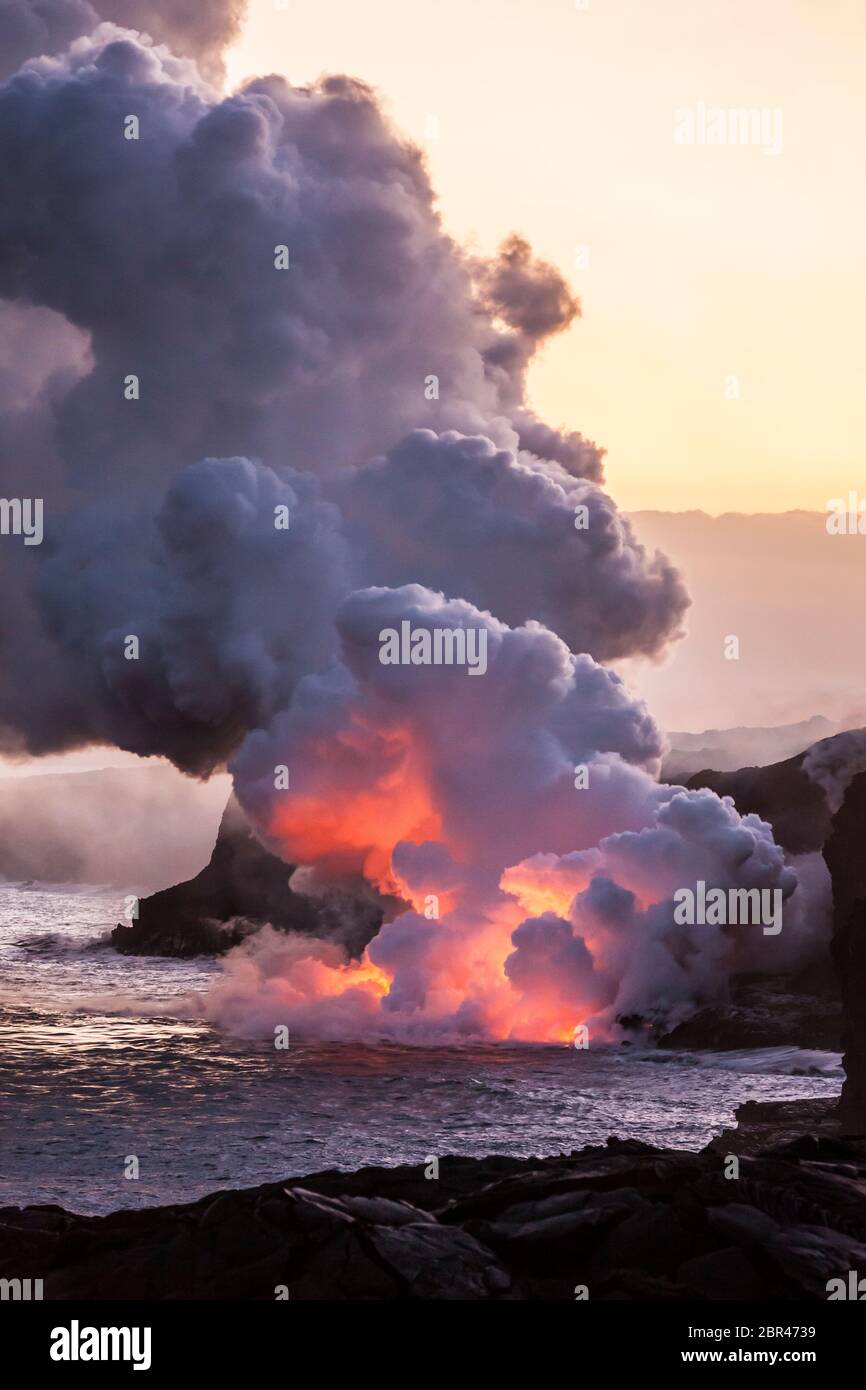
(3, 1097, 865, 1300)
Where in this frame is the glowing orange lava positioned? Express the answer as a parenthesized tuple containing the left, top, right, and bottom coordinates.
(267, 718, 443, 895)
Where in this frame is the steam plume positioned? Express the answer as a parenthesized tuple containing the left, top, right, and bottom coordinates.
(0, 16, 817, 1042)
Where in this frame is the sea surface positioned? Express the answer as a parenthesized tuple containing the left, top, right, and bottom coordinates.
(0, 881, 843, 1215)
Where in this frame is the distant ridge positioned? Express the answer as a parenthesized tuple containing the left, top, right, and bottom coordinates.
(663, 714, 864, 780)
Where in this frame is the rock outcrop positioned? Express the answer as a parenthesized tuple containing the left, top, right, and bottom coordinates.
(824, 770, 866, 1125)
(5, 1133, 866, 1299)
(692, 753, 866, 1130)
(656, 734, 860, 1050)
(658, 972, 841, 1051)
(685, 749, 833, 855)
(707, 1097, 841, 1157)
(111, 794, 388, 959)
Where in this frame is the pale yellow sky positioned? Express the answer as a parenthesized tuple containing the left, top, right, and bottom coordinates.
(225, 0, 866, 513)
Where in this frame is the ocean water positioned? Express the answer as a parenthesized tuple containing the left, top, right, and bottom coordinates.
(0, 881, 843, 1216)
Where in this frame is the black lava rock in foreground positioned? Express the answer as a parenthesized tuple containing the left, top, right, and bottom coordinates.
(4, 1120, 866, 1300)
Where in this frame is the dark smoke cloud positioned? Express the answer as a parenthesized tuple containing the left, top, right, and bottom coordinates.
(474, 233, 605, 483)
(0, 25, 688, 767)
(0, 0, 96, 82)
(31, 458, 350, 771)
(338, 430, 686, 661)
(0, 0, 245, 81)
(476, 232, 579, 343)
(96, 0, 246, 79)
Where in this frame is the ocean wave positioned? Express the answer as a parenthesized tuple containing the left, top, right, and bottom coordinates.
(676, 1045, 843, 1078)
(12, 930, 114, 956)
(0, 879, 115, 893)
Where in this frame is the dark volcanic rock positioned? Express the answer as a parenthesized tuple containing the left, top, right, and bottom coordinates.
(697, 746, 866, 1129)
(111, 795, 387, 959)
(659, 735, 860, 1050)
(686, 750, 831, 855)
(824, 770, 866, 1126)
(706, 1098, 842, 1157)
(5, 1135, 866, 1299)
(658, 973, 842, 1051)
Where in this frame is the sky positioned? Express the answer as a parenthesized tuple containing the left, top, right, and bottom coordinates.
(225, 0, 866, 516)
(620, 510, 866, 731)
